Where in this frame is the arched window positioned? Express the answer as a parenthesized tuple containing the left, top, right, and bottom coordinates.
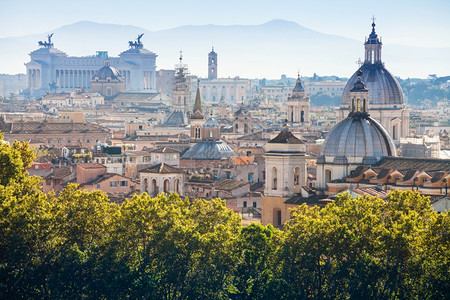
(273, 208, 282, 226)
(174, 178, 180, 193)
(325, 169, 332, 184)
(143, 178, 148, 193)
(272, 167, 277, 190)
(357, 99, 361, 112)
(301, 110, 305, 123)
(152, 179, 157, 197)
(163, 179, 170, 193)
(195, 127, 201, 139)
(294, 167, 300, 186)
(244, 123, 248, 133)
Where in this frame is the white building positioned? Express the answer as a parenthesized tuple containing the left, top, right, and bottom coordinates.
(200, 77, 251, 104)
(25, 34, 157, 96)
(41, 89, 104, 109)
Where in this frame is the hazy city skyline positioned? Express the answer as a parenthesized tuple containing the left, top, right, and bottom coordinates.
(0, 0, 449, 78)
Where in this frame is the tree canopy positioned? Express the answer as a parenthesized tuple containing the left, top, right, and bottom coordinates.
(0, 134, 448, 299)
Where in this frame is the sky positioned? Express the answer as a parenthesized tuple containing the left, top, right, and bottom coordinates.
(1, 0, 449, 48)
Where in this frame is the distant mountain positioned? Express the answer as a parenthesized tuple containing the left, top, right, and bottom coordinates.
(0, 19, 448, 78)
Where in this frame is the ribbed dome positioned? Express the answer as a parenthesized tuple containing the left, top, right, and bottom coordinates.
(203, 117, 219, 128)
(181, 141, 236, 160)
(319, 113, 396, 165)
(341, 63, 404, 107)
(93, 65, 122, 81)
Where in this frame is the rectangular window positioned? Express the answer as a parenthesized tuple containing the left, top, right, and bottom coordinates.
(120, 180, 128, 187)
(110, 181, 118, 188)
(248, 173, 254, 182)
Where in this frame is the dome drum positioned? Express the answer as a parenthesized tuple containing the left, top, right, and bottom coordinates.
(333, 156, 348, 165)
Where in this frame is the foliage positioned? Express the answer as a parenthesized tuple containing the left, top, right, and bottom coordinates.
(399, 77, 450, 106)
(0, 132, 35, 186)
(0, 135, 448, 298)
(310, 92, 341, 107)
(279, 191, 449, 299)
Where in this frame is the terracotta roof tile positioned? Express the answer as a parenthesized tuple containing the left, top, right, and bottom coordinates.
(77, 163, 106, 169)
(140, 163, 184, 174)
(268, 131, 304, 144)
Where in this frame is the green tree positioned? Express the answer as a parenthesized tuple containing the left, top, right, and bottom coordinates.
(44, 184, 118, 298)
(105, 193, 242, 299)
(0, 132, 35, 186)
(280, 191, 448, 299)
(230, 223, 285, 299)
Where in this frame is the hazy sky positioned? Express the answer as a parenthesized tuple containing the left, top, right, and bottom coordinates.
(1, 0, 449, 48)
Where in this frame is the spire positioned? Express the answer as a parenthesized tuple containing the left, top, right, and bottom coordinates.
(193, 79, 203, 114)
(364, 17, 382, 64)
(367, 16, 381, 44)
(292, 72, 305, 93)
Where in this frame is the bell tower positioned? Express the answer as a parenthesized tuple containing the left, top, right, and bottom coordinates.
(172, 51, 190, 111)
(287, 72, 310, 126)
(190, 79, 205, 143)
(208, 47, 217, 80)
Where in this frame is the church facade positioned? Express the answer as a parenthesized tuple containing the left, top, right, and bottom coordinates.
(25, 34, 157, 96)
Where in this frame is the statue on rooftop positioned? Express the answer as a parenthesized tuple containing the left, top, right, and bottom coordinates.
(38, 33, 54, 48)
(128, 33, 144, 49)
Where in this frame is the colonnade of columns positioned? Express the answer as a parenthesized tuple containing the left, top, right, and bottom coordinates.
(56, 69, 97, 89)
(28, 69, 41, 89)
(28, 68, 156, 91)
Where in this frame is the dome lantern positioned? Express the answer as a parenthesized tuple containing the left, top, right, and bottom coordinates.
(349, 70, 370, 115)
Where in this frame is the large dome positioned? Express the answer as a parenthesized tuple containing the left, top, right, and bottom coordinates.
(341, 63, 404, 107)
(318, 113, 396, 165)
(341, 21, 404, 108)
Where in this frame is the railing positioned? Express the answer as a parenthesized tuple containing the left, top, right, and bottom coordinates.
(241, 207, 261, 218)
